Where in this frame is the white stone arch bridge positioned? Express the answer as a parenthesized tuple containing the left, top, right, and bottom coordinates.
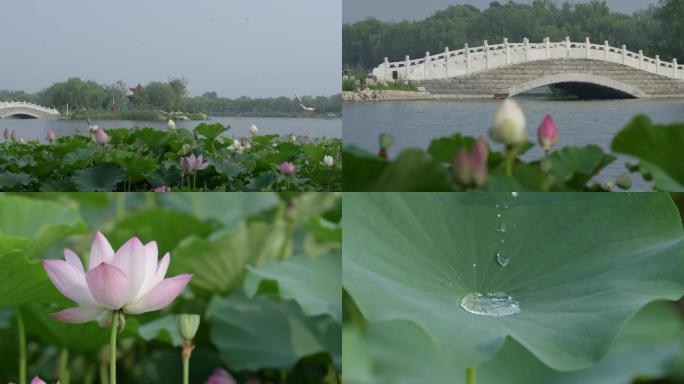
(0, 101, 61, 119)
(371, 37, 684, 99)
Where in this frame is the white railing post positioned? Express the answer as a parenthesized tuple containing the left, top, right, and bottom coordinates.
(655, 55, 660, 75)
(638, 50, 643, 69)
(464, 43, 470, 74)
(565, 36, 570, 58)
(622, 45, 627, 64)
(674, 59, 678, 78)
(444, 47, 450, 79)
(484, 40, 489, 70)
(504, 38, 510, 64)
(424, 51, 430, 80)
(604, 40, 609, 60)
(405, 55, 410, 79)
(523, 37, 529, 61)
(384, 57, 389, 81)
(544, 37, 550, 59)
(585, 37, 590, 58)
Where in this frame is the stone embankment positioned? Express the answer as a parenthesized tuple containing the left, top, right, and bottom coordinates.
(342, 89, 432, 102)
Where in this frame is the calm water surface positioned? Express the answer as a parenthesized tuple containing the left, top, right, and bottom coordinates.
(343, 98, 684, 191)
(1, 116, 341, 142)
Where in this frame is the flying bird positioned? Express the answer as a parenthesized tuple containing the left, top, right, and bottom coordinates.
(295, 94, 316, 112)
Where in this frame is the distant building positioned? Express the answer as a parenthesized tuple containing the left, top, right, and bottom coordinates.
(127, 83, 144, 104)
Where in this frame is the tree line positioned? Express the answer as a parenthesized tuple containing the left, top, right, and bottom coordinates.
(0, 78, 341, 117)
(343, 0, 684, 70)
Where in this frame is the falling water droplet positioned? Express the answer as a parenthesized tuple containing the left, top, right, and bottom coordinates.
(460, 292, 520, 317)
(449, 282, 453, 287)
(511, 192, 519, 197)
(496, 213, 502, 218)
(472, 263, 477, 268)
(496, 250, 510, 267)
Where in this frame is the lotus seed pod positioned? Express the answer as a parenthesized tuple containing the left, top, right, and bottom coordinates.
(177, 313, 201, 340)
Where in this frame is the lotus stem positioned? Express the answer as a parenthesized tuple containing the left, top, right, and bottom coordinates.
(181, 340, 193, 384)
(466, 367, 476, 384)
(110, 310, 119, 384)
(505, 146, 517, 177)
(17, 307, 26, 384)
(115, 193, 125, 220)
(59, 348, 71, 384)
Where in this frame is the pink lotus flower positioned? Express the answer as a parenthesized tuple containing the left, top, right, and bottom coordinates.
(9, 375, 50, 384)
(204, 368, 236, 384)
(280, 161, 296, 175)
(151, 186, 171, 192)
(537, 114, 559, 152)
(94, 128, 110, 144)
(43, 231, 192, 325)
(46, 129, 56, 143)
(180, 154, 209, 175)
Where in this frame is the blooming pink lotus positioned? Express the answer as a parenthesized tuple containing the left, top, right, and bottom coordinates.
(180, 154, 209, 175)
(280, 161, 296, 175)
(94, 127, 111, 144)
(204, 368, 237, 384)
(537, 114, 559, 152)
(43, 231, 192, 325)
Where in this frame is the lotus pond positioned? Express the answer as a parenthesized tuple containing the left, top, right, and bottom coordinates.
(0, 124, 342, 192)
(0, 192, 341, 383)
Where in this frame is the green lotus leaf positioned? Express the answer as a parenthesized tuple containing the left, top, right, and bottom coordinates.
(0, 251, 67, 309)
(546, 145, 615, 186)
(195, 123, 229, 140)
(72, 163, 124, 192)
(245, 253, 341, 322)
(343, 193, 684, 371)
(207, 294, 340, 370)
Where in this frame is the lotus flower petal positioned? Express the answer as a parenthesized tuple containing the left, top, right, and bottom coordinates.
(43, 260, 96, 306)
(53, 306, 105, 324)
(89, 230, 115, 270)
(153, 252, 170, 286)
(30, 376, 47, 384)
(63, 248, 85, 274)
(86, 263, 129, 310)
(110, 237, 149, 301)
(125, 274, 192, 314)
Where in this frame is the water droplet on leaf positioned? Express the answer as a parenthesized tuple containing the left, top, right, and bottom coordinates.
(496, 250, 510, 267)
(511, 192, 519, 197)
(460, 292, 520, 317)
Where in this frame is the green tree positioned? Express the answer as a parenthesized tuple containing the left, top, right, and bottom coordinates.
(136, 82, 177, 111)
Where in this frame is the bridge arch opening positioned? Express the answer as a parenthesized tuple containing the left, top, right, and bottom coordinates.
(509, 73, 644, 100)
(2, 113, 39, 119)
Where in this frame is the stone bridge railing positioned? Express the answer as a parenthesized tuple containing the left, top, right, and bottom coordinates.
(371, 37, 684, 82)
(0, 101, 60, 117)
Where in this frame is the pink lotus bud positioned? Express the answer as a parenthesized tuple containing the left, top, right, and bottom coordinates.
(537, 114, 559, 152)
(280, 161, 296, 175)
(3, 128, 8, 140)
(11, 130, 17, 142)
(31, 377, 46, 384)
(470, 137, 488, 187)
(47, 129, 56, 143)
(453, 147, 471, 185)
(204, 368, 237, 384)
(94, 128, 110, 144)
(42, 231, 192, 325)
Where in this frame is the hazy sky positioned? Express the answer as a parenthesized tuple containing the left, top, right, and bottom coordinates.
(0, 0, 341, 97)
(344, 0, 659, 23)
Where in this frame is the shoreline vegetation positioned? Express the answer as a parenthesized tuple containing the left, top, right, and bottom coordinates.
(1, 77, 342, 121)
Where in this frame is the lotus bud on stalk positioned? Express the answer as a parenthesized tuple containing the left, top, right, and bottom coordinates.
(248, 124, 258, 135)
(46, 129, 56, 143)
(94, 128, 111, 145)
(280, 161, 296, 175)
(42, 231, 193, 384)
(290, 133, 297, 143)
(3, 128, 8, 141)
(489, 99, 527, 146)
(178, 314, 201, 384)
(204, 368, 237, 384)
(168, 119, 176, 131)
(11, 130, 17, 142)
(470, 137, 488, 188)
(453, 148, 471, 185)
(323, 155, 334, 167)
(378, 133, 395, 160)
(537, 114, 559, 153)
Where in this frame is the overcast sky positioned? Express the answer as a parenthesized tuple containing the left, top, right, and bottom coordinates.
(0, 0, 341, 97)
(344, 0, 659, 23)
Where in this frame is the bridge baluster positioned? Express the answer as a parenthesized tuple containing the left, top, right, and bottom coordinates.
(544, 37, 550, 59)
(565, 37, 570, 58)
(484, 40, 489, 70)
(523, 37, 529, 61)
(504, 38, 510, 64)
(585, 37, 590, 58)
(622, 45, 627, 64)
(405, 55, 410, 80)
(604, 41, 609, 60)
(384, 57, 389, 81)
(425, 51, 430, 80)
(638, 50, 643, 70)
(464, 43, 470, 74)
(444, 47, 450, 79)
(674, 59, 678, 78)
(656, 55, 660, 75)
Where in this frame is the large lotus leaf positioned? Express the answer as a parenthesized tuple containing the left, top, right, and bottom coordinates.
(72, 163, 124, 192)
(156, 192, 279, 229)
(207, 294, 341, 370)
(0, 172, 34, 189)
(352, 301, 683, 384)
(138, 314, 183, 347)
(286, 192, 340, 225)
(427, 134, 477, 163)
(343, 147, 453, 191)
(343, 193, 684, 371)
(107, 209, 215, 256)
(0, 251, 67, 309)
(612, 115, 684, 187)
(169, 220, 289, 295)
(637, 161, 684, 192)
(195, 123, 229, 140)
(244, 253, 341, 322)
(0, 195, 87, 258)
(342, 326, 378, 384)
(546, 145, 615, 186)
